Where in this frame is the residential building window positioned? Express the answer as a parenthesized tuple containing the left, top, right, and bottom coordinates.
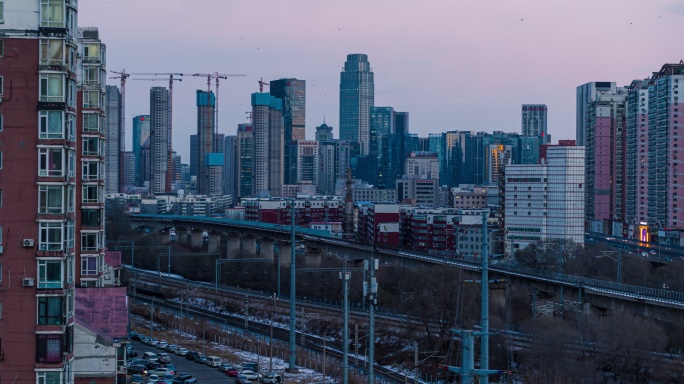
(83, 43, 101, 61)
(39, 39, 64, 66)
(80, 232, 99, 252)
(40, 0, 65, 28)
(82, 136, 101, 156)
(82, 66, 100, 85)
(37, 296, 64, 325)
(38, 147, 64, 177)
(37, 371, 62, 384)
(0, 113, 3, 131)
(39, 110, 64, 139)
(81, 160, 100, 180)
(82, 113, 101, 132)
(81, 208, 101, 228)
(0, 76, 3, 97)
(37, 260, 62, 289)
(39, 73, 64, 102)
(36, 334, 63, 363)
(83, 90, 100, 108)
(82, 184, 101, 203)
(38, 222, 62, 251)
(81, 256, 98, 275)
(38, 185, 64, 214)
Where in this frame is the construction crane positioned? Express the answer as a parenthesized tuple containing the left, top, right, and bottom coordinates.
(191, 73, 246, 151)
(131, 72, 183, 192)
(258, 77, 269, 93)
(109, 69, 131, 192)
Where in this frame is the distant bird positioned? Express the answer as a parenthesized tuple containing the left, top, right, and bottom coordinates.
(630, 22, 633, 25)
(520, 18, 523, 21)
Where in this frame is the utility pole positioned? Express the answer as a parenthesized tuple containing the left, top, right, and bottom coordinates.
(270, 293, 275, 374)
(340, 271, 351, 384)
(365, 255, 378, 384)
(244, 295, 249, 330)
(480, 211, 490, 384)
(287, 200, 298, 372)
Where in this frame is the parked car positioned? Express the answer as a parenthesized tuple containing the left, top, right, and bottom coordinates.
(130, 375, 144, 384)
(128, 358, 148, 366)
(161, 374, 175, 384)
(262, 372, 282, 384)
(224, 365, 239, 377)
(148, 368, 173, 377)
(185, 351, 199, 361)
(174, 373, 193, 382)
(147, 374, 159, 384)
(218, 363, 233, 373)
(157, 341, 169, 350)
(238, 370, 261, 382)
(164, 364, 176, 375)
(235, 375, 250, 384)
(165, 344, 178, 353)
(142, 361, 161, 371)
(158, 353, 171, 364)
(127, 345, 138, 358)
(126, 364, 147, 375)
(148, 338, 159, 347)
(175, 347, 188, 356)
(130, 331, 140, 341)
(194, 353, 207, 364)
(242, 362, 259, 372)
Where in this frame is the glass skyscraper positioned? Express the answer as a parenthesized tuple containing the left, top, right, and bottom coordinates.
(270, 78, 305, 184)
(339, 54, 374, 155)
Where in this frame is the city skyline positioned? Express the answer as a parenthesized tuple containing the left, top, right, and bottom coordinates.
(79, 0, 684, 161)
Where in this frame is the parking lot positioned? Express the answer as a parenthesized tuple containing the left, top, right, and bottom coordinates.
(129, 340, 239, 384)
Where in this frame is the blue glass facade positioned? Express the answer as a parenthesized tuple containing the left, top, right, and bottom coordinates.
(339, 54, 374, 156)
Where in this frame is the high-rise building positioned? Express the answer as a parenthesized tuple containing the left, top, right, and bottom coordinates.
(369, 107, 395, 186)
(504, 142, 585, 254)
(290, 140, 318, 184)
(150, 86, 170, 194)
(339, 54, 374, 155)
(224, 136, 238, 200)
(576, 82, 627, 223)
(485, 144, 513, 185)
(124, 151, 136, 188)
(105, 85, 122, 193)
(625, 79, 650, 224)
(236, 124, 254, 199)
(0, 4, 111, 381)
(646, 63, 684, 230)
(396, 152, 440, 206)
(132, 115, 150, 186)
(196, 90, 223, 195)
(576, 82, 618, 146)
(190, 134, 199, 178)
(270, 79, 305, 184)
(252, 92, 284, 196)
(521, 104, 548, 142)
(316, 123, 336, 195)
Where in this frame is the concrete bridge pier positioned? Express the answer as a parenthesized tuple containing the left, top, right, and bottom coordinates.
(191, 231, 205, 249)
(305, 249, 322, 267)
(259, 239, 274, 260)
(225, 235, 241, 258)
(207, 234, 220, 254)
(241, 236, 257, 257)
(278, 242, 292, 267)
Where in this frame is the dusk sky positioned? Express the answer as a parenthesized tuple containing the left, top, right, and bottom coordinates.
(80, 0, 684, 161)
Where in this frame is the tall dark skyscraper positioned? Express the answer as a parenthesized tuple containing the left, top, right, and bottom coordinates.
(132, 115, 150, 186)
(270, 78, 306, 184)
(339, 54, 374, 155)
(522, 104, 548, 143)
(105, 85, 122, 193)
(196, 90, 217, 195)
(150, 86, 170, 194)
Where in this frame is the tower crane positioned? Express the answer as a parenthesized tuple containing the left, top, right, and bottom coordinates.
(191, 73, 246, 151)
(131, 72, 183, 192)
(109, 69, 131, 192)
(258, 77, 269, 93)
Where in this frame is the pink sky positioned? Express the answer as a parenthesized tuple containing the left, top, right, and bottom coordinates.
(79, 0, 684, 161)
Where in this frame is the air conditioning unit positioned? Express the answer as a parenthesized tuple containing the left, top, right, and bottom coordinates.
(0, 245, 4, 254)
(22, 278, 35, 287)
(23, 239, 35, 247)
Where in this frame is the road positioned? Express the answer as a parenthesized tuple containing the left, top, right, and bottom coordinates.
(130, 340, 235, 384)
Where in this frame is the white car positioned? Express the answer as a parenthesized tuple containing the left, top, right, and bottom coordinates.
(239, 370, 261, 381)
(157, 341, 168, 350)
(147, 374, 159, 384)
(175, 347, 189, 356)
